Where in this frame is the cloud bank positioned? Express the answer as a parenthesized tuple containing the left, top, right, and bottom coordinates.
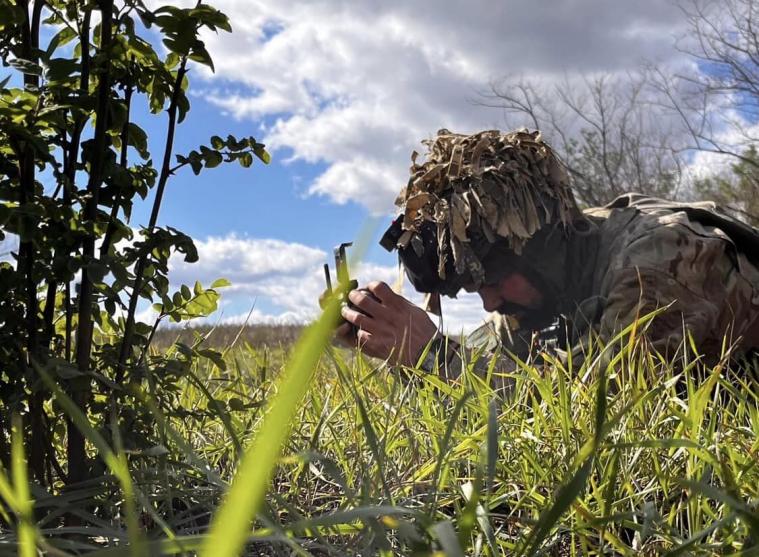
(166, 233, 488, 333)
(193, 0, 688, 213)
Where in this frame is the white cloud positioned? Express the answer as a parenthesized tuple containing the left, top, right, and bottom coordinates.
(168, 235, 326, 321)
(190, 0, 689, 214)
(165, 233, 487, 333)
(169, 235, 325, 286)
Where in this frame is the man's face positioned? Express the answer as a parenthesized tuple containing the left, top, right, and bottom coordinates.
(476, 272, 544, 316)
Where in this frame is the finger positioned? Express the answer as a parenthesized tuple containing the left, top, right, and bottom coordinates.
(348, 289, 386, 317)
(356, 328, 373, 350)
(356, 329, 388, 359)
(341, 305, 375, 332)
(333, 321, 356, 347)
(365, 280, 395, 303)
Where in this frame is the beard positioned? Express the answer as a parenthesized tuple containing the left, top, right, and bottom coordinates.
(496, 297, 556, 332)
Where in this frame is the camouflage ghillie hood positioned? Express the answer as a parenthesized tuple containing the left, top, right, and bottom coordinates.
(386, 129, 585, 295)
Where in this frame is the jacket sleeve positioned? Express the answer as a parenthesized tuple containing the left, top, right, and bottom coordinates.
(419, 317, 533, 394)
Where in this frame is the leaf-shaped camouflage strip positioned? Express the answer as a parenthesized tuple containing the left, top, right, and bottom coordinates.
(396, 129, 583, 286)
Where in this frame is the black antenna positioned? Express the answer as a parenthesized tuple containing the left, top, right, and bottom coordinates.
(334, 242, 353, 286)
(323, 263, 332, 293)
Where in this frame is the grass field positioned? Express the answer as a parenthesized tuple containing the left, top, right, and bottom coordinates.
(2, 320, 759, 556)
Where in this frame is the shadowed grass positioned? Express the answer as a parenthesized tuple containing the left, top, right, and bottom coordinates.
(0, 312, 756, 555)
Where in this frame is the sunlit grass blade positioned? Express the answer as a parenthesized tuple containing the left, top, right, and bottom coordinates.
(11, 416, 36, 557)
(198, 294, 342, 557)
(0, 456, 18, 514)
(519, 346, 610, 556)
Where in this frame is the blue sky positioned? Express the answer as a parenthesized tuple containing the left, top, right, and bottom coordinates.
(129, 80, 396, 325)
(134, 94, 369, 250)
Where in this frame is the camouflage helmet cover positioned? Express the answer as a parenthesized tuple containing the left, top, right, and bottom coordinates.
(393, 128, 585, 291)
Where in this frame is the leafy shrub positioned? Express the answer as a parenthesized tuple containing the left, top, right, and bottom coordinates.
(0, 0, 269, 488)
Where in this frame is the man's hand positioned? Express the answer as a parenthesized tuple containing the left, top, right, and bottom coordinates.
(335, 281, 438, 366)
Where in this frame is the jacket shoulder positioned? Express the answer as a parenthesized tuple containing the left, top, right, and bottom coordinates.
(588, 193, 759, 264)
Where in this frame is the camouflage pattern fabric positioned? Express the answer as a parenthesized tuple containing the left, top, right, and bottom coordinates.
(396, 129, 583, 289)
(585, 194, 759, 357)
(433, 194, 759, 390)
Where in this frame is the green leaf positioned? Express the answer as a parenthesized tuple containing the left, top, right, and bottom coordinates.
(204, 150, 222, 168)
(162, 36, 190, 57)
(175, 343, 194, 358)
(189, 45, 215, 72)
(239, 152, 253, 168)
(191, 6, 232, 33)
(127, 123, 150, 159)
(44, 57, 80, 81)
(211, 278, 231, 288)
(254, 146, 271, 164)
(45, 27, 77, 58)
(190, 158, 202, 175)
(210, 135, 224, 149)
(177, 92, 191, 123)
(165, 52, 181, 70)
(199, 349, 226, 371)
(85, 261, 109, 283)
(10, 58, 43, 76)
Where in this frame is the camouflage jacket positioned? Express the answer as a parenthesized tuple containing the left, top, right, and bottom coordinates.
(429, 194, 759, 389)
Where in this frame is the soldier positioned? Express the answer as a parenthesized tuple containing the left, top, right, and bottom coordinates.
(335, 129, 759, 389)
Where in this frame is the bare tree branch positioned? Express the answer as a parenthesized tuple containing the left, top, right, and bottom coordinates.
(479, 72, 682, 206)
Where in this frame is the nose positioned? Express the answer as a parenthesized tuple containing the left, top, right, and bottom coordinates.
(478, 286, 501, 313)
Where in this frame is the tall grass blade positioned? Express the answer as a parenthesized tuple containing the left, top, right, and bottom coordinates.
(486, 397, 498, 497)
(11, 416, 35, 557)
(519, 348, 610, 556)
(198, 295, 342, 557)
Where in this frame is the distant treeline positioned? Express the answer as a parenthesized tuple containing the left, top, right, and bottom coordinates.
(151, 323, 305, 350)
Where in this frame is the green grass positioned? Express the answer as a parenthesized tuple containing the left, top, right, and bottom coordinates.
(2, 321, 759, 555)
